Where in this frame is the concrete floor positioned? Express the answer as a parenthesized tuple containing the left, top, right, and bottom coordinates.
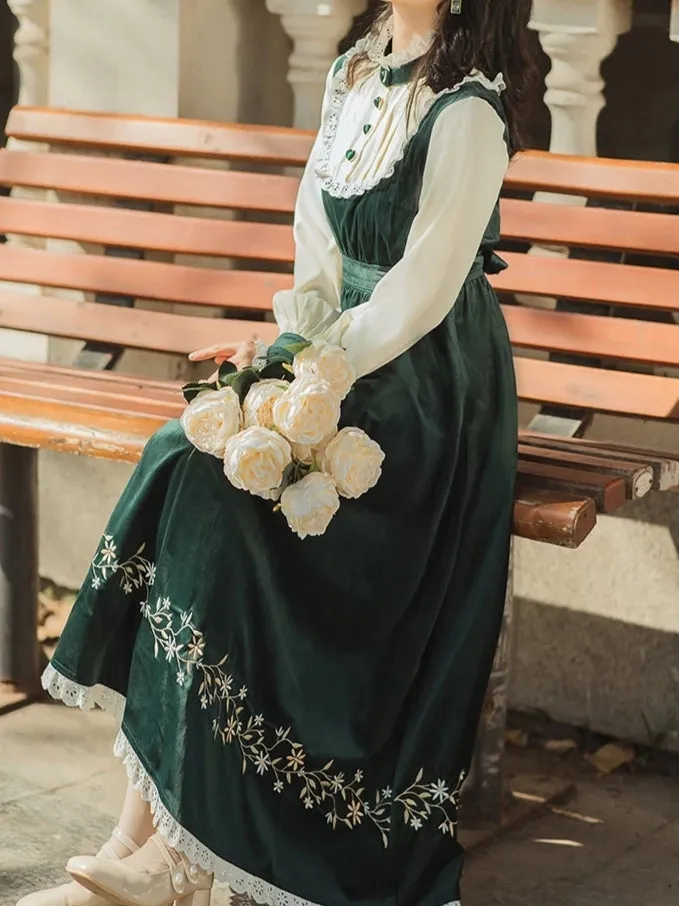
(1, 703, 678, 906)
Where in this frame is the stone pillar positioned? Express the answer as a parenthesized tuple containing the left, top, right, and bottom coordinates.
(8, 0, 49, 108)
(3, 0, 50, 362)
(266, 0, 367, 129)
(522, 0, 632, 310)
(531, 0, 632, 164)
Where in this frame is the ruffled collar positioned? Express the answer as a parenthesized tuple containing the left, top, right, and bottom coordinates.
(364, 19, 434, 70)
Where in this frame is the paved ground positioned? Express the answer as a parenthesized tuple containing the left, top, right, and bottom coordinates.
(1, 703, 678, 906)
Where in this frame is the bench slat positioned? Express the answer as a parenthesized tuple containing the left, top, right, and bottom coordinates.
(515, 358, 679, 420)
(506, 151, 679, 205)
(0, 150, 300, 215)
(0, 290, 277, 353)
(517, 460, 627, 512)
(6, 108, 315, 167)
(0, 196, 295, 262)
(520, 432, 679, 492)
(517, 443, 653, 498)
(0, 245, 290, 311)
(493, 253, 679, 314)
(504, 305, 679, 368)
(501, 198, 679, 257)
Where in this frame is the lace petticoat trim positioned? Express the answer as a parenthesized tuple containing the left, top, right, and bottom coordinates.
(42, 663, 462, 906)
(42, 662, 126, 722)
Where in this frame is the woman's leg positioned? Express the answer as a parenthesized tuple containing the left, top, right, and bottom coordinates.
(114, 783, 155, 851)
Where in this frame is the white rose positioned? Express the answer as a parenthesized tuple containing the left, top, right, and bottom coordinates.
(293, 340, 356, 401)
(273, 376, 341, 446)
(223, 426, 292, 496)
(180, 387, 242, 458)
(242, 379, 289, 429)
(319, 427, 385, 499)
(290, 442, 315, 465)
(280, 472, 340, 539)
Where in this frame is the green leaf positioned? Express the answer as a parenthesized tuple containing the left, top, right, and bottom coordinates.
(182, 381, 213, 403)
(217, 360, 238, 382)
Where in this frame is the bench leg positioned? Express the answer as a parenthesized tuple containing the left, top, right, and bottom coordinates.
(463, 543, 514, 824)
(0, 444, 40, 696)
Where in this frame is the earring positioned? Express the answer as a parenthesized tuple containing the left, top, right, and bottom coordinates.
(450, 0, 462, 13)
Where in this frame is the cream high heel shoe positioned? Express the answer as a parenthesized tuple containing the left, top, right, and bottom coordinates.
(17, 828, 140, 906)
(67, 833, 213, 906)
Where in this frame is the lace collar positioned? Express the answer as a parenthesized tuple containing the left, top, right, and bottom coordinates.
(364, 19, 434, 70)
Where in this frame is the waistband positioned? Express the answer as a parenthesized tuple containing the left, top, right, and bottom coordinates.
(341, 254, 490, 295)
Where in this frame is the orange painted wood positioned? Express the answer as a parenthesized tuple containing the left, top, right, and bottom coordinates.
(492, 253, 679, 314)
(0, 245, 290, 311)
(0, 391, 167, 462)
(506, 151, 679, 205)
(501, 198, 679, 257)
(0, 196, 295, 262)
(0, 290, 277, 353)
(515, 358, 679, 420)
(503, 306, 679, 368)
(6, 107, 316, 167)
(0, 150, 300, 214)
(0, 358, 183, 394)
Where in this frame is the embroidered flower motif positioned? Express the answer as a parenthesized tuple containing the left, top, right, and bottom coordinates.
(431, 779, 449, 803)
(91, 531, 466, 848)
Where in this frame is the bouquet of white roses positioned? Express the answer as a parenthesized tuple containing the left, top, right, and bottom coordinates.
(180, 337, 384, 539)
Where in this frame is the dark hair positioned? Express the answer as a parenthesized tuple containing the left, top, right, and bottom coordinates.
(347, 0, 537, 153)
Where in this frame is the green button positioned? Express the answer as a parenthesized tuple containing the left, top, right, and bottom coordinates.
(373, 97, 384, 109)
(346, 149, 356, 161)
(363, 123, 372, 134)
(379, 67, 392, 87)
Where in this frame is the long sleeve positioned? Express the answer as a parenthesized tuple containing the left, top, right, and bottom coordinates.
(272, 71, 343, 340)
(322, 97, 509, 379)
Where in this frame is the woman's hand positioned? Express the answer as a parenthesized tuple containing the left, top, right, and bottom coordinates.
(189, 335, 259, 378)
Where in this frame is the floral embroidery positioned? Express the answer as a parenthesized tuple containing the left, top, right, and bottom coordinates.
(91, 536, 464, 848)
(91, 534, 155, 594)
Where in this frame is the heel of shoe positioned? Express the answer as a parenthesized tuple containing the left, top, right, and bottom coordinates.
(176, 890, 211, 906)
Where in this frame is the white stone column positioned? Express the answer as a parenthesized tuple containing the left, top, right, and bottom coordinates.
(3, 0, 51, 362)
(671, 0, 679, 42)
(531, 0, 632, 164)
(522, 0, 632, 310)
(266, 0, 368, 129)
(8, 0, 49, 108)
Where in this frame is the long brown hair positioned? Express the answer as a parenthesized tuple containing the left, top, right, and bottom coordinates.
(347, 1, 536, 153)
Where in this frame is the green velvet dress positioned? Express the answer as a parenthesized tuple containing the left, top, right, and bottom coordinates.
(44, 48, 517, 906)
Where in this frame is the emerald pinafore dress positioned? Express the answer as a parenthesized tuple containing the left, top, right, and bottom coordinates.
(44, 65, 517, 906)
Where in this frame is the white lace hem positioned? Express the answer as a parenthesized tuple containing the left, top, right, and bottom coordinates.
(316, 43, 506, 200)
(42, 662, 126, 722)
(42, 664, 462, 906)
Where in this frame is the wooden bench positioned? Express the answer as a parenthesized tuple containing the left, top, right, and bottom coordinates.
(0, 107, 678, 821)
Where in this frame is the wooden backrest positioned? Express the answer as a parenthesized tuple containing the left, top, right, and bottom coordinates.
(1, 107, 678, 421)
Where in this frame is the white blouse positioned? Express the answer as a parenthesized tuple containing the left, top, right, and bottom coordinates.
(273, 28, 509, 380)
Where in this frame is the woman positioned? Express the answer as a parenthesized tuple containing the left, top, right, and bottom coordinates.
(23, 2, 533, 906)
